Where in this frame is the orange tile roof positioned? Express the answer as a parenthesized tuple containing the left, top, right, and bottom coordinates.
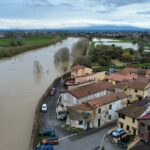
(121, 67, 139, 74)
(128, 77, 150, 90)
(146, 70, 150, 75)
(107, 73, 138, 82)
(117, 105, 146, 119)
(87, 92, 128, 108)
(68, 81, 114, 98)
(70, 103, 92, 111)
(115, 81, 129, 89)
(71, 65, 85, 71)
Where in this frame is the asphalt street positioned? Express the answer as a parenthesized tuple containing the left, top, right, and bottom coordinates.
(40, 80, 122, 150)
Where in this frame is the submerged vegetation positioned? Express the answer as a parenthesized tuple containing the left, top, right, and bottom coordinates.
(72, 38, 91, 67)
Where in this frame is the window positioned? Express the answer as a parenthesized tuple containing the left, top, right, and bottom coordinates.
(124, 88, 127, 91)
(126, 125, 130, 131)
(119, 114, 125, 119)
(148, 125, 150, 131)
(98, 108, 101, 114)
(79, 120, 83, 125)
(127, 100, 130, 105)
(134, 89, 138, 93)
(141, 123, 145, 128)
(120, 122, 123, 128)
(109, 115, 112, 120)
(132, 118, 135, 123)
(109, 104, 112, 110)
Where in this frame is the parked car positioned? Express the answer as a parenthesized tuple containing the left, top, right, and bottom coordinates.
(39, 128, 59, 145)
(36, 144, 54, 150)
(39, 128, 55, 136)
(41, 104, 48, 112)
(50, 88, 56, 96)
(112, 128, 125, 138)
(57, 111, 67, 120)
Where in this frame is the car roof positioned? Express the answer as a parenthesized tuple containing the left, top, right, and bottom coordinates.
(116, 128, 123, 131)
(40, 128, 55, 133)
(42, 104, 47, 106)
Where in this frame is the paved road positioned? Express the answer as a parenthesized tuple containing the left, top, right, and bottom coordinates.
(131, 141, 150, 150)
(40, 80, 122, 150)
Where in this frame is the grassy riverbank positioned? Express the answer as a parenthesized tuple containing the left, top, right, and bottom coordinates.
(0, 35, 65, 58)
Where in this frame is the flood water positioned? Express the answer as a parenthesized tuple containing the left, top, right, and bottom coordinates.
(0, 37, 79, 150)
(93, 38, 138, 50)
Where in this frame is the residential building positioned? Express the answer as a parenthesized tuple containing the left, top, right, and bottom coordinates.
(117, 102, 149, 136)
(127, 78, 150, 103)
(67, 92, 128, 130)
(65, 71, 106, 90)
(138, 113, 150, 143)
(121, 67, 140, 75)
(146, 70, 150, 78)
(67, 104, 93, 130)
(115, 77, 150, 103)
(71, 64, 93, 78)
(106, 72, 138, 85)
(56, 81, 114, 113)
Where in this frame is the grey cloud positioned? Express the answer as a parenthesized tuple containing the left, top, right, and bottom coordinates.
(91, 0, 150, 7)
(137, 11, 150, 15)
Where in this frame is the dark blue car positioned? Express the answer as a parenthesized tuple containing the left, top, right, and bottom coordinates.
(36, 144, 53, 150)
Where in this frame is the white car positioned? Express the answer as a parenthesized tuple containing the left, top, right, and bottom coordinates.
(112, 128, 125, 138)
(41, 104, 48, 112)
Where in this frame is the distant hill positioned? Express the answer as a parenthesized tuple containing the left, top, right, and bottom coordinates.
(57, 25, 150, 32)
(0, 25, 150, 32)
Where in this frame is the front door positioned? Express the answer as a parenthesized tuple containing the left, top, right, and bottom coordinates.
(133, 128, 136, 136)
(87, 122, 90, 130)
(148, 133, 150, 142)
(98, 119, 101, 127)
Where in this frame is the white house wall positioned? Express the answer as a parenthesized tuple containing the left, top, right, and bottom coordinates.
(94, 98, 127, 128)
(60, 90, 110, 108)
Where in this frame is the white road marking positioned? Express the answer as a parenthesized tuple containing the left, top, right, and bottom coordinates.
(59, 133, 78, 141)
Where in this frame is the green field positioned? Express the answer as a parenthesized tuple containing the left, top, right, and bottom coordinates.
(0, 36, 65, 58)
(0, 38, 10, 46)
(0, 36, 63, 46)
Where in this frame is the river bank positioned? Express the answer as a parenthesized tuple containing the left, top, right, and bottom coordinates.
(0, 36, 65, 58)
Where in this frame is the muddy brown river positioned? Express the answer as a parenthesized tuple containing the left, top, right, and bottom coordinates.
(0, 37, 79, 150)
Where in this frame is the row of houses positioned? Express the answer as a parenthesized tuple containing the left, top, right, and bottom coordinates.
(117, 99, 150, 143)
(56, 65, 150, 143)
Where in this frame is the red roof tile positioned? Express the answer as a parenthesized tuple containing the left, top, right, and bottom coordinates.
(146, 70, 150, 75)
(128, 77, 150, 90)
(71, 65, 85, 71)
(68, 81, 114, 98)
(107, 73, 138, 82)
(139, 113, 150, 120)
(87, 92, 128, 108)
(70, 103, 92, 111)
(121, 67, 139, 74)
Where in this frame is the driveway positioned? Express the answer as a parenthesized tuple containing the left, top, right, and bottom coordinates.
(40, 79, 122, 150)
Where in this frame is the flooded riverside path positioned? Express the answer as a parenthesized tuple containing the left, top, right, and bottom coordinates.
(0, 38, 79, 150)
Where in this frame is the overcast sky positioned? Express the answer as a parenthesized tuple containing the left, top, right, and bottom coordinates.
(0, 0, 150, 29)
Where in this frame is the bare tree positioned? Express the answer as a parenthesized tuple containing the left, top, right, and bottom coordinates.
(72, 38, 90, 58)
(33, 60, 42, 73)
(54, 47, 70, 63)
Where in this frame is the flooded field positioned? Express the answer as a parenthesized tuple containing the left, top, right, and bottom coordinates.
(93, 38, 138, 50)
